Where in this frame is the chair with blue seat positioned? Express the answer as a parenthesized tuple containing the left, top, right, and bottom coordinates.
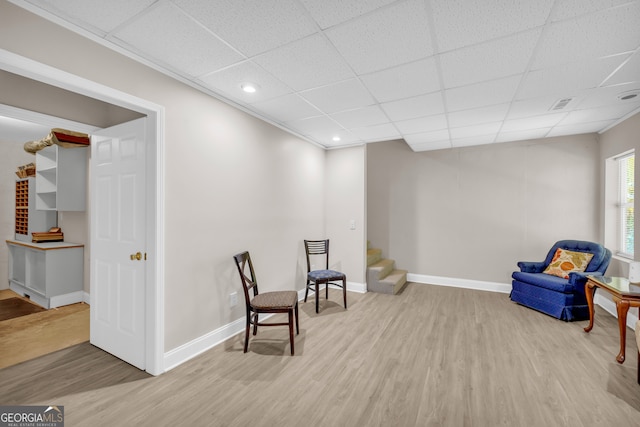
(304, 239, 347, 313)
(510, 240, 612, 321)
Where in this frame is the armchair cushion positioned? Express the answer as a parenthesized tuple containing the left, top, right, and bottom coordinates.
(542, 248, 594, 279)
(512, 271, 575, 293)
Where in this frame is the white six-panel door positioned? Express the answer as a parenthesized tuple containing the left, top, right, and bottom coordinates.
(90, 118, 146, 369)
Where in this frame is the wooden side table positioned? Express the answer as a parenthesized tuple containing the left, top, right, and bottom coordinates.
(584, 275, 640, 364)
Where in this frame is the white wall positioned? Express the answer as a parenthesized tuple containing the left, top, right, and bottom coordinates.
(0, 1, 330, 352)
(325, 146, 366, 286)
(367, 134, 601, 284)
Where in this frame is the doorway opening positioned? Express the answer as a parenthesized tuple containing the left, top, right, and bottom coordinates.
(0, 49, 165, 375)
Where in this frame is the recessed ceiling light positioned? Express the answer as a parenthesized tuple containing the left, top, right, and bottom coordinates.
(332, 136, 341, 142)
(618, 90, 640, 101)
(618, 89, 640, 101)
(240, 83, 258, 93)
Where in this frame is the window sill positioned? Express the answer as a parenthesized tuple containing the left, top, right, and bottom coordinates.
(613, 254, 634, 264)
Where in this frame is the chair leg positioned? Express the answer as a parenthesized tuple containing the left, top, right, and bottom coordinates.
(288, 309, 295, 356)
(295, 301, 299, 335)
(326, 281, 329, 299)
(253, 312, 258, 336)
(343, 276, 347, 309)
(315, 281, 319, 313)
(304, 279, 310, 302)
(244, 311, 251, 353)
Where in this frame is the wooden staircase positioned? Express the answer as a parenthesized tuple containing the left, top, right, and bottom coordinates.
(366, 242, 407, 294)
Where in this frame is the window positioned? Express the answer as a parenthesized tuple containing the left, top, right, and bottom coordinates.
(618, 152, 634, 258)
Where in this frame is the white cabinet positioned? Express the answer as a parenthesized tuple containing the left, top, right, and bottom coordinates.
(6, 240, 84, 309)
(35, 145, 87, 211)
(14, 178, 57, 242)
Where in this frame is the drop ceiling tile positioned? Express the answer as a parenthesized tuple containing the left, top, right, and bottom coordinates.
(440, 29, 541, 89)
(495, 128, 550, 143)
(430, 0, 554, 52)
(285, 114, 343, 135)
(30, 0, 156, 33)
(577, 83, 640, 109)
(331, 106, 389, 129)
(199, 61, 292, 104)
(299, 0, 397, 29)
(559, 104, 640, 125)
(349, 123, 400, 142)
(517, 55, 629, 100)
(395, 114, 447, 134)
(448, 104, 510, 128)
(381, 93, 445, 121)
(113, 2, 244, 77)
(360, 58, 440, 103)
(172, 0, 317, 56)
(550, 0, 633, 21)
(407, 139, 452, 152)
(300, 79, 375, 114)
(445, 75, 521, 112)
(325, 0, 433, 74)
(250, 94, 322, 123)
(403, 129, 450, 146)
(547, 120, 617, 137)
(253, 34, 354, 91)
(501, 113, 567, 132)
(603, 52, 640, 86)
(533, 2, 640, 68)
(449, 122, 501, 139)
(451, 134, 497, 148)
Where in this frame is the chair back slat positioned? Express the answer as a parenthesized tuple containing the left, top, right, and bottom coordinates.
(233, 251, 259, 304)
(304, 239, 330, 271)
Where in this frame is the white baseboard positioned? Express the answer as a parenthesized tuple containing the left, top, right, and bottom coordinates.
(49, 291, 84, 308)
(346, 281, 367, 293)
(164, 316, 246, 372)
(407, 273, 512, 294)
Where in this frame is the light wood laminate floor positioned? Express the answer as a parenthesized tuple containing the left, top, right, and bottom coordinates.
(1, 282, 639, 426)
(0, 289, 89, 369)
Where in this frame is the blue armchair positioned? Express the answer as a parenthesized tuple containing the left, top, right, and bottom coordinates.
(510, 240, 612, 321)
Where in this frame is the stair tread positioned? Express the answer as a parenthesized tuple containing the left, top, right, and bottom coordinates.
(368, 258, 394, 270)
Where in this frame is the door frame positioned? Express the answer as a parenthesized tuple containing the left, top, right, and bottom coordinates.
(0, 48, 165, 375)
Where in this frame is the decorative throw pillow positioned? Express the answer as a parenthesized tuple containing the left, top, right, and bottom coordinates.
(543, 248, 594, 279)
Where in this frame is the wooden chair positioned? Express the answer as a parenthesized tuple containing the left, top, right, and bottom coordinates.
(304, 239, 347, 313)
(233, 251, 299, 355)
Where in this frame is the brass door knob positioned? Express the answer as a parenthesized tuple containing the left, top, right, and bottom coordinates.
(130, 252, 142, 261)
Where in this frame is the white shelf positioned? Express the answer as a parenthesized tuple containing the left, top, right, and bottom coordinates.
(35, 145, 87, 211)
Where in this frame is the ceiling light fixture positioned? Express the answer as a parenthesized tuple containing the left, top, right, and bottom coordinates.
(240, 82, 258, 93)
(618, 90, 639, 101)
(332, 136, 341, 142)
